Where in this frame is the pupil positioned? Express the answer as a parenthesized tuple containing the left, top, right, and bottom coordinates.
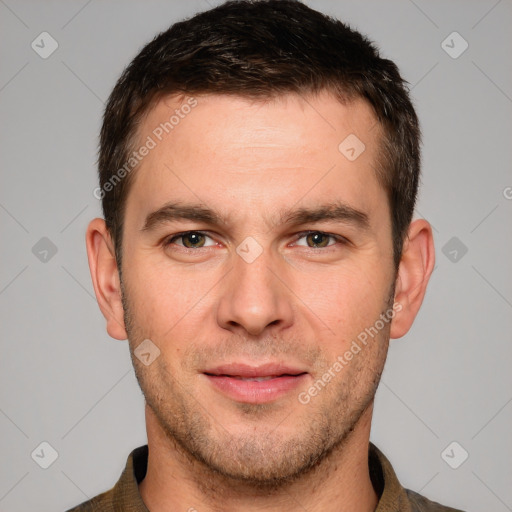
(185, 233, 203, 247)
(309, 233, 327, 247)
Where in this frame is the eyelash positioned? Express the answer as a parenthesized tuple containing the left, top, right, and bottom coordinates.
(163, 230, 348, 250)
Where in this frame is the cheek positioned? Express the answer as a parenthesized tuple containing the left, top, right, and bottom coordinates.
(291, 265, 388, 336)
(124, 256, 215, 336)
(124, 242, 392, 345)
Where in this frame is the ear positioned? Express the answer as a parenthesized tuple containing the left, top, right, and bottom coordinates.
(390, 219, 435, 339)
(85, 218, 128, 340)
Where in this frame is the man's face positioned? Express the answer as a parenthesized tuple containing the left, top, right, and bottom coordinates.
(120, 92, 396, 485)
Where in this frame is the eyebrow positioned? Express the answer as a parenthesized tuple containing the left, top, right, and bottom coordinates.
(141, 201, 370, 233)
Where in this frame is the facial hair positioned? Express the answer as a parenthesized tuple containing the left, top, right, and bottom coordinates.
(120, 273, 395, 493)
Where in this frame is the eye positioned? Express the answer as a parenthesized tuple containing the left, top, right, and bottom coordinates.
(163, 230, 346, 251)
(293, 231, 344, 249)
(165, 231, 216, 249)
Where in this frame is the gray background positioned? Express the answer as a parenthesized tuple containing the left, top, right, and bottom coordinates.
(0, 0, 511, 511)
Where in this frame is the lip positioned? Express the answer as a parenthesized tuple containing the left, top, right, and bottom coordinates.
(203, 362, 306, 378)
(202, 362, 308, 404)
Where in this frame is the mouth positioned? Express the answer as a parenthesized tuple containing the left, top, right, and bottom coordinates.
(202, 363, 309, 403)
(204, 373, 306, 381)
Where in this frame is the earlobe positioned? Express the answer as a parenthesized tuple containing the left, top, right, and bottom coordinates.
(390, 219, 435, 339)
(85, 218, 128, 340)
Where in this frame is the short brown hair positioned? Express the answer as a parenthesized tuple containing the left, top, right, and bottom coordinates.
(98, 0, 421, 270)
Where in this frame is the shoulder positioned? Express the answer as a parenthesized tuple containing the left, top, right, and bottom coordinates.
(406, 488, 467, 512)
(64, 445, 148, 512)
(65, 488, 115, 512)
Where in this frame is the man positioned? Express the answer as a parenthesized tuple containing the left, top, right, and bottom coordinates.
(68, 1, 464, 510)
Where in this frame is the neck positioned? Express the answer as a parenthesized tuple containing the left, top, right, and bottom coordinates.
(139, 403, 378, 512)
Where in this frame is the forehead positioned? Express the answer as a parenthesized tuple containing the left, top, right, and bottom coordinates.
(126, 92, 385, 227)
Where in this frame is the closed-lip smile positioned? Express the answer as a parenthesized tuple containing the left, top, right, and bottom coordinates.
(203, 362, 309, 403)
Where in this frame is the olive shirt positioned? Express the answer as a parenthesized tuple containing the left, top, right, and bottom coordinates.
(66, 443, 465, 512)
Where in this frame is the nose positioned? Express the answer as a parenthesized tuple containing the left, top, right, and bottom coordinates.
(216, 246, 294, 337)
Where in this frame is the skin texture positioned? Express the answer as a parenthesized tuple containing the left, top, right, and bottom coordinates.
(86, 91, 435, 512)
